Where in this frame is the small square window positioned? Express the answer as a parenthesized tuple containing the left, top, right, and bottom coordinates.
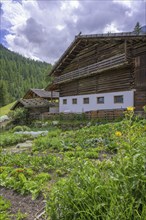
(97, 97, 104, 104)
(114, 95, 123, 103)
(63, 99, 67, 104)
(72, 98, 77, 104)
(83, 97, 89, 104)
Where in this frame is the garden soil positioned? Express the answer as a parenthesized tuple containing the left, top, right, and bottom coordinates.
(0, 187, 46, 219)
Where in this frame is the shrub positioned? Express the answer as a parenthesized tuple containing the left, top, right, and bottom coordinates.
(12, 125, 31, 132)
(12, 126, 24, 132)
(9, 108, 29, 125)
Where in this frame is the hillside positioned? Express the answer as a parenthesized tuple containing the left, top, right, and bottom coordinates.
(0, 44, 52, 107)
(0, 102, 15, 117)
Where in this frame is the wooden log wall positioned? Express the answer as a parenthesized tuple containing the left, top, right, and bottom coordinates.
(60, 66, 133, 97)
(134, 53, 146, 88)
(133, 43, 146, 110)
(97, 66, 133, 93)
(59, 80, 78, 97)
(24, 91, 37, 99)
(78, 76, 97, 94)
(62, 41, 125, 74)
(28, 107, 49, 120)
(134, 90, 146, 111)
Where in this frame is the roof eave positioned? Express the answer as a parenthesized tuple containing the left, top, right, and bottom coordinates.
(49, 36, 81, 76)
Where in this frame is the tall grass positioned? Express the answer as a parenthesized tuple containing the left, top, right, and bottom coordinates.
(47, 109, 146, 219)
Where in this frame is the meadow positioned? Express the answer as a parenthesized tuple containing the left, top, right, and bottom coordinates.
(0, 102, 15, 117)
(0, 108, 146, 219)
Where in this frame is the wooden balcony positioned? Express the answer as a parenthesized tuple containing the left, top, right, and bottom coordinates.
(54, 53, 127, 84)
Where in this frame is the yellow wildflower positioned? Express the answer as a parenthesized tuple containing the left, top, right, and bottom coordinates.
(115, 131, 122, 137)
(127, 106, 135, 111)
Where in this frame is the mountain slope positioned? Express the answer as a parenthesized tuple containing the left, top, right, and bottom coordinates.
(0, 44, 52, 107)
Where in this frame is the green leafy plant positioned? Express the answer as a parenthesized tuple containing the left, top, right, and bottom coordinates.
(9, 108, 29, 125)
(46, 109, 146, 220)
(0, 196, 11, 220)
(12, 125, 31, 132)
(0, 132, 32, 147)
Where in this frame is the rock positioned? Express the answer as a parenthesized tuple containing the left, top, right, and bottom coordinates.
(15, 131, 48, 137)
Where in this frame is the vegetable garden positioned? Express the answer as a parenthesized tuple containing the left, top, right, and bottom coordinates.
(0, 108, 146, 219)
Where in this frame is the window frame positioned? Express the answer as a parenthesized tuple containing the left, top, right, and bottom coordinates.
(114, 95, 124, 104)
(97, 96, 104, 104)
(63, 99, 67, 104)
(72, 98, 77, 104)
(83, 97, 89, 104)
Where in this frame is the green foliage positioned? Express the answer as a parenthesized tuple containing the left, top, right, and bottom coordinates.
(0, 102, 15, 117)
(0, 196, 11, 220)
(12, 125, 31, 132)
(0, 80, 11, 107)
(0, 44, 52, 107)
(0, 132, 32, 147)
(134, 22, 141, 34)
(1, 111, 146, 219)
(9, 108, 28, 125)
(47, 111, 146, 220)
(15, 210, 27, 220)
(0, 166, 51, 200)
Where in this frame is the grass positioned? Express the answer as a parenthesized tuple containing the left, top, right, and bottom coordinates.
(0, 102, 15, 117)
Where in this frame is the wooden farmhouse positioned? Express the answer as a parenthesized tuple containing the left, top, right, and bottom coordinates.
(11, 98, 59, 119)
(23, 88, 59, 102)
(11, 89, 59, 118)
(49, 32, 146, 117)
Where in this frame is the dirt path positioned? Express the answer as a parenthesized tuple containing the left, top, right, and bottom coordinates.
(2, 140, 33, 154)
(0, 187, 46, 219)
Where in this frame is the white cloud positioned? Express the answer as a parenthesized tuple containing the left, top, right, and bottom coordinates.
(103, 22, 121, 33)
(1, 0, 29, 29)
(1, 0, 145, 64)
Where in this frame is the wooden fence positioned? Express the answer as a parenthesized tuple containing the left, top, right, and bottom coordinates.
(40, 109, 146, 121)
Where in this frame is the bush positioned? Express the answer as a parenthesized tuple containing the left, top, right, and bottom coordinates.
(9, 108, 29, 125)
(13, 125, 31, 132)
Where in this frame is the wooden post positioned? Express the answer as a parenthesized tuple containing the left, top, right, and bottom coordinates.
(124, 39, 127, 59)
(51, 90, 53, 102)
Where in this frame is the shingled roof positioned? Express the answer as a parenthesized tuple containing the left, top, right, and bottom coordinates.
(23, 89, 59, 99)
(11, 98, 57, 110)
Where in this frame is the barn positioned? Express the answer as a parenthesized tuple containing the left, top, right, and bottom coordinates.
(49, 32, 146, 117)
(11, 98, 59, 119)
(23, 88, 59, 102)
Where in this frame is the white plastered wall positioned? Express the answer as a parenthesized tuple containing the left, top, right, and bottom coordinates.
(59, 90, 134, 113)
(49, 106, 59, 113)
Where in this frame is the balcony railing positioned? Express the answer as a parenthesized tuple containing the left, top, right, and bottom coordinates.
(54, 53, 127, 84)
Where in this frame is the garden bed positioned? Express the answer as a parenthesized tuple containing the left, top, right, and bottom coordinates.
(1, 109, 146, 219)
(0, 187, 45, 220)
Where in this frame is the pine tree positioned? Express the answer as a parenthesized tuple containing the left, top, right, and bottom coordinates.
(134, 22, 141, 34)
(0, 80, 10, 106)
(0, 44, 52, 106)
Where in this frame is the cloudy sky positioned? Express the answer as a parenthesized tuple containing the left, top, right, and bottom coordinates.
(0, 0, 146, 64)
